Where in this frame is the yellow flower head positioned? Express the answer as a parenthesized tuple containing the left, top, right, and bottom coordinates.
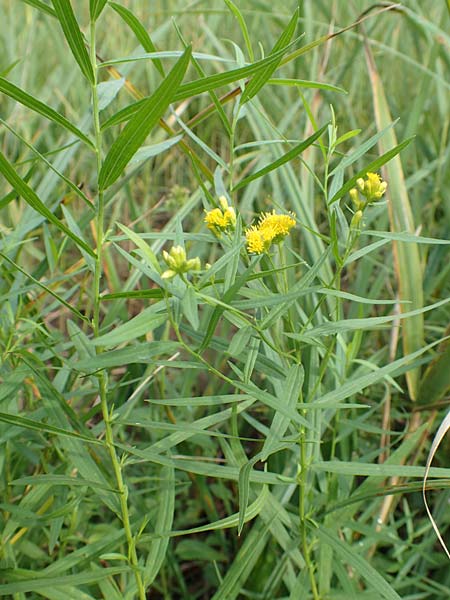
(257, 210, 296, 242)
(245, 226, 268, 254)
(204, 196, 236, 237)
(246, 210, 296, 254)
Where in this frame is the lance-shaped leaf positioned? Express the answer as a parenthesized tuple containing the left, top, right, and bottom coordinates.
(232, 123, 328, 191)
(21, 0, 57, 17)
(0, 77, 94, 149)
(98, 45, 191, 190)
(0, 152, 96, 258)
(89, 0, 108, 21)
(241, 8, 299, 103)
(51, 0, 95, 84)
(109, 2, 164, 76)
(101, 38, 301, 130)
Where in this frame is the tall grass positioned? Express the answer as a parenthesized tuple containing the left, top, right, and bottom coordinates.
(0, 1, 449, 598)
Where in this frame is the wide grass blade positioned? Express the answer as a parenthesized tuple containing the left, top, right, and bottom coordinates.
(98, 45, 191, 190)
(364, 41, 424, 400)
(51, 0, 95, 84)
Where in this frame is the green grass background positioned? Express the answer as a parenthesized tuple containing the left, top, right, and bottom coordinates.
(0, 1, 449, 598)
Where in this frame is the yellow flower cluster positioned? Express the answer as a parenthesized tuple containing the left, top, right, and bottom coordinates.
(350, 172, 387, 210)
(245, 210, 296, 254)
(204, 196, 236, 237)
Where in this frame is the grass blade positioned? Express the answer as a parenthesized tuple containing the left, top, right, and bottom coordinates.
(364, 41, 424, 399)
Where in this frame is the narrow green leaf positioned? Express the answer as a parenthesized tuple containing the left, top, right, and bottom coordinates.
(198, 257, 259, 352)
(362, 230, 450, 245)
(101, 38, 301, 130)
(241, 9, 299, 103)
(75, 341, 180, 371)
(224, 0, 254, 61)
(51, 0, 95, 84)
(268, 77, 347, 94)
(101, 289, 164, 300)
(314, 337, 445, 407)
(312, 461, 450, 479)
(98, 45, 191, 189)
(91, 305, 167, 347)
(0, 77, 94, 149)
(232, 123, 328, 191)
(261, 365, 304, 461)
(417, 341, 450, 405)
(0, 252, 89, 322)
(11, 474, 117, 492)
(328, 136, 414, 205)
(21, 0, 57, 17)
(0, 152, 96, 258)
(89, 0, 108, 21)
(314, 525, 401, 600)
(0, 411, 102, 445)
(143, 485, 268, 540)
(144, 466, 175, 587)
(238, 456, 260, 535)
(286, 298, 449, 341)
(109, 2, 164, 76)
(0, 568, 130, 595)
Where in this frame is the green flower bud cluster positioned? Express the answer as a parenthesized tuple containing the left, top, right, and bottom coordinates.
(350, 172, 387, 211)
(161, 245, 201, 280)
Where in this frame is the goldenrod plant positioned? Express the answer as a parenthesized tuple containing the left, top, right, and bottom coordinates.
(0, 2, 449, 599)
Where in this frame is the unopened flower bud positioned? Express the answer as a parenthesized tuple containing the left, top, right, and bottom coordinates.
(350, 209, 363, 229)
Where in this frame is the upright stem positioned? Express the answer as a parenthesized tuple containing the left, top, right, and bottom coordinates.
(89, 21, 145, 600)
(299, 424, 320, 600)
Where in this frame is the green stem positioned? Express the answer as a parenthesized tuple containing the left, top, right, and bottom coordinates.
(299, 423, 320, 600)
(89, 21, 145, 600)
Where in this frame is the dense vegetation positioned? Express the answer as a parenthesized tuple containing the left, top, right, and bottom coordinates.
(0, 1, 449, 598)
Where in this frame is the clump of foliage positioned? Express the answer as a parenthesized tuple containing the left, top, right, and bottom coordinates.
(0, 1, 449, 598)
